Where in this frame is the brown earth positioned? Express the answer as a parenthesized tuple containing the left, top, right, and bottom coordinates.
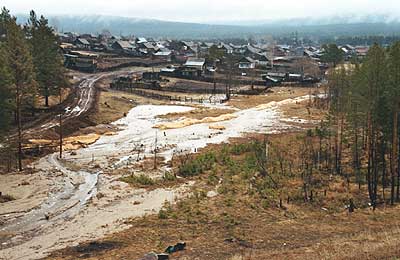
(158, 108, 236, 121)
(228, 86, 322, 109)
(47, 131, 400, 260)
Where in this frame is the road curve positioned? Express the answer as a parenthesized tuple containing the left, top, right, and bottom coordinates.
(0, 67, 156, 259)
(24, 74, 107, 135)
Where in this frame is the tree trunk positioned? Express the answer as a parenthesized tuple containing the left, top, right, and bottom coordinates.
(382, 139, 386, 202)
(392, 109, 398, 204)
(16, 87, 23, 172)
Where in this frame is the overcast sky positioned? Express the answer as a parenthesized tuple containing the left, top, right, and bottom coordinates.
(3, 0, 400, 23)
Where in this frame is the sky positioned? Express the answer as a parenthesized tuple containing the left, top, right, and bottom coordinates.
(2, 0, 400, 23)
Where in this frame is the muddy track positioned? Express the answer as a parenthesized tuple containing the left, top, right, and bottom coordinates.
(0, 68, 158, 259)
(0, 154, 100, 250)
(24, 74, 106, 137)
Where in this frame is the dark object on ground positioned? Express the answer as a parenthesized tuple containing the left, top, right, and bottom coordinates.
(157, 253, 169, 260)
(141, 252, 169, 260)
(349, 198, 357, 213)
(74, 241, 119, 257)
(165, 242, 186, 254)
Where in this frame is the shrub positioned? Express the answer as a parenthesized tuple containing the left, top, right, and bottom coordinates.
(158, 209, 168, 219)
(163, 171, 177, 181)
(121, 174, 155, 186)
(178, 152, 217, 177)
(230, 143, 252, 155)
(0, 194, 15, 203)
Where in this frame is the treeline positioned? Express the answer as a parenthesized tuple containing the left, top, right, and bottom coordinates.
(0, 7, 66, 171)
(321, 42, 400, 208)
(322, 35, 400, 47)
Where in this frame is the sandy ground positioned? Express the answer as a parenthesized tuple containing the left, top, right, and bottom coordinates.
(0, 87, 321, 259)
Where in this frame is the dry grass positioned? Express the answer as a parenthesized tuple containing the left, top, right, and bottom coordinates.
(36, 88, 71, 109)
(88, 78, 168, 125)
(228, 86, 321, 109)
(158, 107, 236, 121)
(48, 130, 400, 260)
(44, 84, 400, 260)
(279, 99, 328, 125)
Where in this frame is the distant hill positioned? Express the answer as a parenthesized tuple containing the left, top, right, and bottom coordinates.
(15, 14, 400, 39)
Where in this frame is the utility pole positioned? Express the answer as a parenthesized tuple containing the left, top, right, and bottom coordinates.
(59, 86, 63, 159)
(153, 131, 158, 169)
(17, 84, 23, 171)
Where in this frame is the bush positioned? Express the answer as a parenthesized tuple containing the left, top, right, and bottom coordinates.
(178, 152, 217, 177)
(163, 171, 177, 182)
(158, 201, 172, 219)
(121, 174, 155, 186)
(230, 143, 252, 155)
(0, 194, 15, 203)
(158, 209, 168, 219)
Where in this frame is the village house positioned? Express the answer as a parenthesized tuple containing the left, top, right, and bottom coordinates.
(138, 42, 159, 54)
(184, 57, 206, 71)
(355, 46, 369, 59)
(238, 57, 256, 69)
(178, 57, 206, 77)
(64, 51, 99, 73)
(243, 45, 263, 58)
(253, 53, 270, 66)
(74, 38, 91, 50)
(153, 49, 172, 61)
(111, 40, 135, 54)
(219, 43, 233, 54)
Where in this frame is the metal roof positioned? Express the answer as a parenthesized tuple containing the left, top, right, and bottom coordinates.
(184, 58, 205, 67)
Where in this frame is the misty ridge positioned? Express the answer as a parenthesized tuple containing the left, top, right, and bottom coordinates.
(15, 13, 400, 39)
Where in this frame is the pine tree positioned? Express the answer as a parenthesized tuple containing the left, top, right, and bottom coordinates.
(0, 7, 11, 40)
(0, 44, 12, 137)
(4, 16, 37, 171)
(322, 44, 344, 67)
(388, 42, 400, 202)
(27, 11, 66, 107)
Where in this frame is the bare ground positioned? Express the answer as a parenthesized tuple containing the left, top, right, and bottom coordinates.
(46, 131, 400, 260)
(1, 82, 344, 260)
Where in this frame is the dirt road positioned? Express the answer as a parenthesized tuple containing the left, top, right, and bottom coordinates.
(23, 67, 152, 137)
(0, 67, 160, 259)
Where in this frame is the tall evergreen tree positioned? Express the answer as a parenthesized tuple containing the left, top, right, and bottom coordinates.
(387, 42, 400, 202)
(4, 16, 37, 171)
(27, 11, 65, 107)
(0, 7, 11, 40)
(322, 44, 344, 67)
(0, 44, 12, 138)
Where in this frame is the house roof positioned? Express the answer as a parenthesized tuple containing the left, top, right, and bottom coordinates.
(239, 57, 256, 63)
(229, 43, 244, 49)
(115, 40, 134, 49)
(143, 42, 158, 50)
(273, 56, 292, 62)
(76, 38, 90, 45)
(267, 72, 286, 78)
(161, 68, 176, 73)
(220, 43, 233, 51)
(184, 58, 206, 67)
(137, 37, 147, 43)
(246, 45, 262, 54)
(182, 41, 196, 47)
(264, 75, 280, 83)
(154, 50, 172, 56)
(255, 54, 269, 61)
